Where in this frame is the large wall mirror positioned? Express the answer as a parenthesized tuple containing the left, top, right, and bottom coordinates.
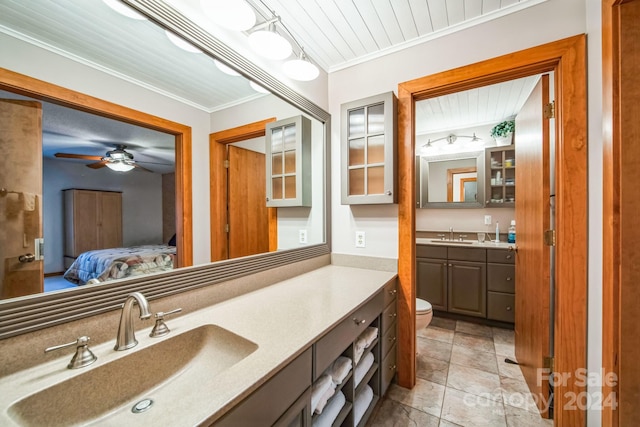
(0, 0, 329, 339)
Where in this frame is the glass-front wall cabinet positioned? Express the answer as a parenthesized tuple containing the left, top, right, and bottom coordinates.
(485, 146, 516, 207)
(266, 115, 311, 207)
(341, 92, 397, 204)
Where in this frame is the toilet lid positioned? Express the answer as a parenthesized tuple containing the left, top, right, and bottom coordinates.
(416, 298, 432, 314)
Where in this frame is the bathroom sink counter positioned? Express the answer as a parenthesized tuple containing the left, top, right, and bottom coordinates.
(0, 265, 396, 427)
(416, 237, 514, 249)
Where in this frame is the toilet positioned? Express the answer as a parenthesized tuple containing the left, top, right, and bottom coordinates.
(416, 298, 433, 331)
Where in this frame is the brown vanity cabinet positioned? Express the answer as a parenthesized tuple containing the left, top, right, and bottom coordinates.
(486, 249, 516, 323)
(447, 249, 487, 318)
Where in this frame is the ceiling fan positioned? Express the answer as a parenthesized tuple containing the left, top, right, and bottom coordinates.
(54, 144, 154, 172)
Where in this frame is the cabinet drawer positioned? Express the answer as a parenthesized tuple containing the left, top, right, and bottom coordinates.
(487, 264, 516, 293)
(314, 291, 384, 379)
(448, 247, 486, 262)
(383, 279, 397, 308)
(380, 344, 397, 397)
(381, 322, 397, 358)
(487, 249, 515, 264)
(416, 244, 447, 259)
(487, 292, 515, 323)
(214, 347, 312, 427)
(381, 300, 397, 333)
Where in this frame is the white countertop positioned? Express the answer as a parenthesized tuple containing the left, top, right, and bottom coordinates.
(416, 237, 514, 249)
(0, 265, 396, 427)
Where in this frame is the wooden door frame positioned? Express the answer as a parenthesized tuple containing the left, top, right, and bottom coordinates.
(209, 118, 277, 262)
(602, 1, 640, 425)
(0, 68, 193, 267)
(397, 35, 587, 426)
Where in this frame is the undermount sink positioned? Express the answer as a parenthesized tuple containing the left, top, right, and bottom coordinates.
(8, 324, 258, 426)
(429, 239, 474, 245)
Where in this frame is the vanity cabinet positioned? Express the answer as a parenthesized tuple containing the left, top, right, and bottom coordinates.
(340, 92, 397, 205)
(417, 244, 513, 324)
(265, 115, 312, 207)
(485, 146, 516, 207)
(63, 189, 122, 268)
(486, 249, 516, 323)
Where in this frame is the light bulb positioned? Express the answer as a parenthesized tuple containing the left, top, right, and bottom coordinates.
(165, 31, 201, 53)
(248, 25, 292, 60)
(214, 60, 240, 76)
(102, 0, 147, 20)
(283, 55, 319, 81)
(200, 0, 255, 31)
(106, 161, 135, 172)
(249, 81, 270, 94)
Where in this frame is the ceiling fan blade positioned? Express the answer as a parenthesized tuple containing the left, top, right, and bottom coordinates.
(55, 153, 104, 161)
(86, 160, 108, 169)
(133, 163, 153, 173)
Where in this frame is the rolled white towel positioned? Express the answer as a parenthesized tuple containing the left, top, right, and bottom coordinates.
(354, 352, 375, 387)
(313, 391, 346, 427)
(314, 385, 336, 415)
(360, 326, 378, 348)
(353, 385, 374, 426)
(324, 356, 352, 385)
(311, 374, 334, 414)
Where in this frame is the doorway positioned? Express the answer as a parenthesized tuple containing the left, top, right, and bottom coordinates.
(397, 35, 587, 426)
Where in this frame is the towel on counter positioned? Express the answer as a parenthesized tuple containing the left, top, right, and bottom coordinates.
(324, 356, 352, 385)
(311, 374, 335, 414)
(353, 385, 374, 426)
(354, 352, 375, 387)
(313, 391, 346, 427)
(314, 384, 336, 415)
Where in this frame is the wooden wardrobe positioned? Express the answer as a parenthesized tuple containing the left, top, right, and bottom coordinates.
(63, 189, 122, 268)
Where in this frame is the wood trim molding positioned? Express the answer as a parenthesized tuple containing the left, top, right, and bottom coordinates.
(209, 118, 277, 261)
(602, 1, 640, 425)
(0, 67, 193, 267)
(397, 35, 587, 425)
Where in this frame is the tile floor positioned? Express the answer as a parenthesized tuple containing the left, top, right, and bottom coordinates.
(367, 316, 554, 427)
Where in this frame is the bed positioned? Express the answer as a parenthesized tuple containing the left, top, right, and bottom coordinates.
(63, 244, 176, 285)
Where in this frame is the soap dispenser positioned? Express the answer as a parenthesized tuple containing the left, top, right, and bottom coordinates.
(508, 220, 516, 243)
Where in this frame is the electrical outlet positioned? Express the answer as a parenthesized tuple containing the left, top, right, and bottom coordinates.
(355, 231, 366, 248)
(298, 229, 307, 244)
(484, 215, 492, 225)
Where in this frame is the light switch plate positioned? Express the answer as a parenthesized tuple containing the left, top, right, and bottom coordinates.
(355, 231, 366, 248)
(299, 229, 307, 244)
(484, 215, 492, 225)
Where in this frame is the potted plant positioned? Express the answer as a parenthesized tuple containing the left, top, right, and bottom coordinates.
(490, 120, 515, 146)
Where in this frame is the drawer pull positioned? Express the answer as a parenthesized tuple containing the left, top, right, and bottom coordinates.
(506, 277, 512, 281)
(389, 313, 397, 318)
(389, 364, 397, 371)
(353, 318, 366, 325)
(506, 255, 513, 260)
(389, 289, 397, 295)
(388, 336, 397, 343)
(506, 306, 512, 311)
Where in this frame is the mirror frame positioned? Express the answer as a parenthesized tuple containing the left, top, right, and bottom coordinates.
(417, 151, 485, 209)
(0, 0, 331, 340)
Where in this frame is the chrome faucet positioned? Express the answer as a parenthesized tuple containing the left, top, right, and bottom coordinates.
(449, 227, 454, 241)
(114, 292, 151, 351)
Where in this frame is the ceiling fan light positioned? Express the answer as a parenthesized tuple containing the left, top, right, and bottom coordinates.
(165, 31, 201, 53)
(283, 55, 319, 81)
(102, 0, 147, 20)
(248, 25, 292, 60)
(106, 161, 135, 172)
(200, 0, 256, 31)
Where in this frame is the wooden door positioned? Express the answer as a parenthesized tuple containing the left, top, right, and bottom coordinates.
(0, 99, 43, 299)
(514, 74, 551, 416)
(228, 145, 270, 259)
(98, 191, 122, 249)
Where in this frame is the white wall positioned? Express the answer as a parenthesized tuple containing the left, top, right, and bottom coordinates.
(2, 33, 213, 265)
(43, 159, 164, 273)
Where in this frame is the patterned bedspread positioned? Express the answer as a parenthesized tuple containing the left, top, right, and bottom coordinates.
(64, 245, 176, 285)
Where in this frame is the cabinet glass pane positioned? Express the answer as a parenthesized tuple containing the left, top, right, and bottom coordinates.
(271, 127, 283, 152)
(489, 152, 502, 168)
(348, 108, 365, 136)
(283, 124, 296, 151)
(284, 150, 296, 174)
(272, 177, 283, 200)
(349, 138, 365, 166)
(272, 153, 283, 175)
(284, 176, 296, 198)
(367, 135, 385, 164)
(349, 168, 365, 195)
(367, 166, 385, 194)
(367, 103, 385, 134)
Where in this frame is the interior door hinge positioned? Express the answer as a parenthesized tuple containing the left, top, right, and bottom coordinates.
(543, 356, 555, 372)
(223, 160, 230, 168)
(544, 229, 556, 246)
(225, 224, 229, 233)
(544, 101, 555, 119)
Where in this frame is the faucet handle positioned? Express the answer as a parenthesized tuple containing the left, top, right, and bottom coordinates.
(45, 335, 97, 369)
(150, 308, 182, 338)
(436, 233, 446, 240)
(458, 234, 468, 241)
